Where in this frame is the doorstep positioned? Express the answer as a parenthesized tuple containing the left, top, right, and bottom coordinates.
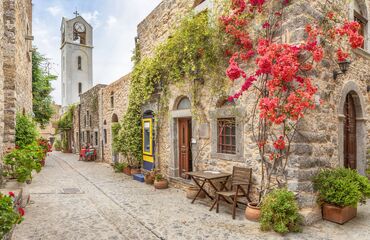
(169, 176, 194, 190)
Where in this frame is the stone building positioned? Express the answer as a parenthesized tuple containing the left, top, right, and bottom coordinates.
(132, 0, 370, 224)
(101, 74, 130, 163)
(38, 103, 61, 144)
(0, 0, 33, 185)
(78, 84, 106, 159)
(2, 0, 33, 152)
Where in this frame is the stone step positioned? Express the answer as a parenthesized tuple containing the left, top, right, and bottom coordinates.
(169, 176, 194, 190)
(299, 207, 322, 226)
(295, 191, 318, 209)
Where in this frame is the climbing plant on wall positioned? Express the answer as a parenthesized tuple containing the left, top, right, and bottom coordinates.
(115, 12, 228, 163)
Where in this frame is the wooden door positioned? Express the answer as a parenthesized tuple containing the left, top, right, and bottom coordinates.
(178, 118, 192, 178)
(344, 94, 357, 170)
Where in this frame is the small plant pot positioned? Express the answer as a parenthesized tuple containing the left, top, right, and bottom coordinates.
(245, 202, 261, 222)
(123, 166, 132, 176)
(144, 175, 154, 184)
(154, 179, 168, 189)
(186, 186, 205, 199)
(131, 168, 141, 175)
(322, 203, 357, 224)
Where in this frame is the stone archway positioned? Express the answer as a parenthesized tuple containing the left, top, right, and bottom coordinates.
(338, 81, 367, 175)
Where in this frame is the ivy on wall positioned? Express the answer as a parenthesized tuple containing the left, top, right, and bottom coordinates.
(114, 12, 228, 164)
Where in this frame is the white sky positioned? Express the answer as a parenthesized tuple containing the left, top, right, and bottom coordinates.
(32, 0, 162, 104)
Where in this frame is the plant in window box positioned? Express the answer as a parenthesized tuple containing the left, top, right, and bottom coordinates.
(154, 173, 168, 189)
(313, 168, 370, 224)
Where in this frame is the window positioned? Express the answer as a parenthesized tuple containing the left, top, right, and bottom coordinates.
(87, 111, 89, 126)
(177, 97, 191, 110)
(95, 132, 98, 146)
(104, 129, 107, 144)
(78, 83, 82, 94)
(89, 115, 92, 126)
(82, 132, 85, 142)
(353, 0, 368, 49)
(84, 115, 87, 127)
(110, 92, 114, 108)
(217, 118, 236, 154)
(78, 56, 82, 70)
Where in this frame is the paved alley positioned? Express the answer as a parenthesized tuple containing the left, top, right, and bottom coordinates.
(12, 152, 370, 240)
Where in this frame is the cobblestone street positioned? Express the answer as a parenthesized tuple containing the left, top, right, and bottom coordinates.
(12, 152, 370, 240)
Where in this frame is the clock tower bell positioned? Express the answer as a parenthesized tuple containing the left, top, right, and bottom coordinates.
(60, 13, 93, 108)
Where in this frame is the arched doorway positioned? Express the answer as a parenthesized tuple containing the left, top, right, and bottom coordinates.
(338, 82, 367, 175)
(344, 94, 357, 170)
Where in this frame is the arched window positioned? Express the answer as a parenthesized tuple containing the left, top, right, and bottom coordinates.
(177, 97, 191, 110)
(353, 0, 368, 49)
(78, 56, 82, 70)
(112, 114, 119, 123)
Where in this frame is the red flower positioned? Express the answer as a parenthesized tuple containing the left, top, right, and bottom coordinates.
(9, 192, 15, 198)
(273, 136, 286, 150)
(18, 207, 25, 216)
(337, 48, 349, 62)
(262, 21, 270, 29)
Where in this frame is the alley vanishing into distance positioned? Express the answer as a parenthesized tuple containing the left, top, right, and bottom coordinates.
(11, 152, 370, 240)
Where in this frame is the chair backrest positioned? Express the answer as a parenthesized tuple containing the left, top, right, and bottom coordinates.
(231, 167, 252, 186)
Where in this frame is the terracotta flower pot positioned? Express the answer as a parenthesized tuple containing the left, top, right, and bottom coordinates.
(322, 203, 357, 224)
(131, 168, 141, 175)
(123, 166, 132, 176)
(245, 202, 261, 222)
(186, 186, 205, 199)
(154, 179, 168, 189)
(144, 175, 154, 184)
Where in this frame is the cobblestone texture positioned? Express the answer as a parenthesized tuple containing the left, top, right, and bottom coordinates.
(12, 152, 370, 240)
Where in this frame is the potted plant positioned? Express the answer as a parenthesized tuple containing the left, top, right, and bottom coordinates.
(130, 166, 141, 175)
(122, 163, 132, 176)
(154, 173, 168, 189)
(259, 189, 301, 234)
(313, 168, 370, 224)
(144, 170, 155, 184)
(113, 162, 125, 173)
(245, 202, 261, 222)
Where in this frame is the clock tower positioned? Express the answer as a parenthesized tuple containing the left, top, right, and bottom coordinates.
(60, 13, 93, 108)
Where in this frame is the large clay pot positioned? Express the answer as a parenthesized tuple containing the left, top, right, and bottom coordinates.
(186, 186, 205, 199)
(154, 179, 169, 189)
(144, 175, 154, 184)
(245, 202, 261, 222)
(123, 166, 132, 176)
(131, 168, 141, 175)
(322, 203, 357, 224)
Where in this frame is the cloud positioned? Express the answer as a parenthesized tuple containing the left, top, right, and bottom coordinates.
(106, 16, 117, 28)
(47, 6, 62, 16)
(81, 10, 101, 28)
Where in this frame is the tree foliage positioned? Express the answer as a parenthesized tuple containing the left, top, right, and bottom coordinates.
(15, 114, 38, 148)
(32, 49, 57, 128)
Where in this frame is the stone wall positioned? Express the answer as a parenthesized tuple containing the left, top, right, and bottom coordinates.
(0, 0, 4, 185)
(101, 74, 130, 163)
(135, 0, 370, 224)
(2, 0, 33, 152)
(79, 84, 106, 159)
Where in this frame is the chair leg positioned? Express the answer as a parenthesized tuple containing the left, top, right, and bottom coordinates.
(216, 194, 220, 213)
(232, 195, 237, 220)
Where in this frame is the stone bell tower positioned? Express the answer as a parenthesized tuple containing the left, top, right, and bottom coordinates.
(60, 12, 93, 108)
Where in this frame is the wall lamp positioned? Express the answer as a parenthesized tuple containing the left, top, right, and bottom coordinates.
(333, 60, 351, 80)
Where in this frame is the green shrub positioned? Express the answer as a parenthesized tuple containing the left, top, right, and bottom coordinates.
(53, 139, 62, 150)
(260, 189, 301, 235)
(0, 193, 23, 238)
(15, 114, 38, 148)
(113, 162, 126, 173)
(313, 168, 370, 207)
(3, 142, 43, 183)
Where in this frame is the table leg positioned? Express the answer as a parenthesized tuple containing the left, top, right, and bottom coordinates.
(191, 177, 213, 203)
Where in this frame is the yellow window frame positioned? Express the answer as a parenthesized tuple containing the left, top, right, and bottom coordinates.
(142, 118, 153, 155)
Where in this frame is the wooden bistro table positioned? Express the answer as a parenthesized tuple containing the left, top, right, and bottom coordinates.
(186, 171, 231, 204)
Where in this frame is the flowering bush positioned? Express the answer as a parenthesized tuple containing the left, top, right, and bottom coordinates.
(221, 0, 363, 200)
(0, 192, 24, 238)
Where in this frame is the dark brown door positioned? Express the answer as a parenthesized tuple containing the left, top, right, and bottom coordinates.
(344, 94, 357, 170)
(178, 118, 192, 178)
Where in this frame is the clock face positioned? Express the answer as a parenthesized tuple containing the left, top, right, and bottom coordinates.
(74, 22, 86, 33)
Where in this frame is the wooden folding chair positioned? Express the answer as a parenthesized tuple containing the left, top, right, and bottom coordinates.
(210, 167, 252, 219)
